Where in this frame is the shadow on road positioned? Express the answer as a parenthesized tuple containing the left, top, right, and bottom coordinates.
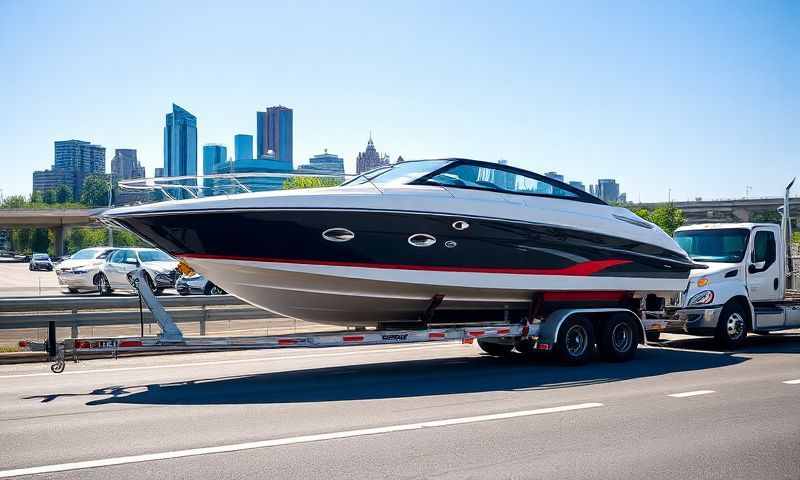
(23, 344, 758, 406)
(659, 332, 800, 354)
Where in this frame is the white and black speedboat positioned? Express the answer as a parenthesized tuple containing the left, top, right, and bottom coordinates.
(103, 159, 703, 327)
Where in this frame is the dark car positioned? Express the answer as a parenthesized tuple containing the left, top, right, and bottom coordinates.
(29, 253, 54, 271)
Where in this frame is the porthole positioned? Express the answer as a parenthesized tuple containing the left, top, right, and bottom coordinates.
(408, 233, 437, 247)
(322, 228, 355, 242)
(452, 220, 470, 231)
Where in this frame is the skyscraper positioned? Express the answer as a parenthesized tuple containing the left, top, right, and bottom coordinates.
(591, 179, 622, 203)
(163, 103, 197, 177)
(111, 149, 145, 180)
(203, 144, 228, 175)
(355, 135, 390, 173)
(32, 140, 106, 198)
(256, 106, 293, 166)
(298, 149, 345, 174)
(234, 134, 253, 161)
(568, 181, 586, 191)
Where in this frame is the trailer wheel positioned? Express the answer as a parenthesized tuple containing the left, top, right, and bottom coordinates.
(714, 302, 748, 349)
(598, 313, 638, 362)
(477, 339, 514, 357)
(554, 316, 594, 365)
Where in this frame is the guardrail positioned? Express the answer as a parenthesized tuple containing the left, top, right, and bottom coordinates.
(0, 295, 274, 336)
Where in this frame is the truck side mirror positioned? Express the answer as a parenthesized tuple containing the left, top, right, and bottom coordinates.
(749, 261, 766, 273)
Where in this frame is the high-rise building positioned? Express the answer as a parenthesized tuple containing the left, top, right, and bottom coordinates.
(491, 159, 517, 190)
(355, 135, 390, 173)
(154, 168, 164, 177)
(163, 103, 197, 177)
(256, 106, 293, 166)
(591, 178, 622, 203)
(202, 144, 228, 175)
(568, 181, 586, 191)
(111, 149, 145, 180)
(32, 139, 106, 198)
(298, 149, 345, 174)
(234, 134, 253, 161)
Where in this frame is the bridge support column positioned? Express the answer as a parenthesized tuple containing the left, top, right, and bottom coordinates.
(52, 226, 65, 257)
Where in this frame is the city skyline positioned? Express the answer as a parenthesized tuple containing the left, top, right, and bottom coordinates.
(1, 2, 797, 202)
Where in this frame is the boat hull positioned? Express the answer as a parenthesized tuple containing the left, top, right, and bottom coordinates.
(106, 207, 693, 326)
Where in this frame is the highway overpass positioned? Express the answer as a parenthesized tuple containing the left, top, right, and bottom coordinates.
(635, 197, 800, 225)
(0, 208, 107, 256)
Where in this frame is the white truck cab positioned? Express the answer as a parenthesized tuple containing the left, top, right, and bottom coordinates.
(664, 183, 799, 348)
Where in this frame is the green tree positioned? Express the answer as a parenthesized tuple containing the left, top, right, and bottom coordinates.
(282, 176, 341, 190)
(30, 228, 49, 253)
(11, 228, 32, 253)
(1, 195, 27, 209)
(630, 203, 685, 236)
(80, 175, 109, 206)
(42, 189, 57, 204)
(750, 210, 782, 224)
(29, 191, 44, 204)
(55, 184, 73, 204)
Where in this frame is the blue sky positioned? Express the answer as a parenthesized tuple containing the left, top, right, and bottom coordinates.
(0, 0, 797, 202)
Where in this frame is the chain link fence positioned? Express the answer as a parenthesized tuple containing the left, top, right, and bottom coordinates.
(791, 243, 799, 288)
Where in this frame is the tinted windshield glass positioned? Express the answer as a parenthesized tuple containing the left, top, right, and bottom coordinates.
(340, 161, 451, 187)
(138, 250, 173, 263)
(675, 229, 749, 263)
(33, 254, 49, 260)
(70, 249, 102, 260)
(425, 163, 579, 199)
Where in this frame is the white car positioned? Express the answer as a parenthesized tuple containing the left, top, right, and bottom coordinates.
(55, 247, 116, 293)
(98, 248, 179, 295)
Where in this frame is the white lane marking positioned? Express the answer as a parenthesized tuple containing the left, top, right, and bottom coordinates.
(0, 402, 602, 478)
(0, 343, 465, 379)
(667, 390, 716, 398)
(782, 379, 800, 385)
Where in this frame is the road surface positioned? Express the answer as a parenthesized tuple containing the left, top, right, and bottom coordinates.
(0, 334, 798, 479)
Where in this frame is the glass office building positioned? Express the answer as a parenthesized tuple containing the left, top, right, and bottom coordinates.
(256, 106, 293, 166)
(234, 134, 253, 161)
(163, 104, 197, 177)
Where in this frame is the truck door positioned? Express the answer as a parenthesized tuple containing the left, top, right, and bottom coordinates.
(746, 228, 782, 302)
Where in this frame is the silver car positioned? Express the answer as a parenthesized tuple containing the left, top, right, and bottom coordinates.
(98, 248, 179, 295)
(55, 247, 115, 293)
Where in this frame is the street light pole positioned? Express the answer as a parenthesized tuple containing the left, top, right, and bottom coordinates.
(107, 174, 114, 247)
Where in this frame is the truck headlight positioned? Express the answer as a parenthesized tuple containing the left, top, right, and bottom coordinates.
(688, 290, 714, 306)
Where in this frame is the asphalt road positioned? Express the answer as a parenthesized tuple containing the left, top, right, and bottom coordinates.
(1, 334, 798, 479)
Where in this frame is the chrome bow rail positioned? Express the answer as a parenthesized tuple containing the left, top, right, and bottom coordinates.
(118, 171, 349, 201)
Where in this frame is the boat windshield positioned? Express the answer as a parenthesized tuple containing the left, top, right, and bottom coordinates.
(340, 160, 452, 187)
(674, 228, 750, 263)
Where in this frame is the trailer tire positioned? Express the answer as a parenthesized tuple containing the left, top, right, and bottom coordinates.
(554, 316, 594, 365)
(477, 339, 514, 357)
(598, 313, 639, 362)
(714, 302, 748, 349)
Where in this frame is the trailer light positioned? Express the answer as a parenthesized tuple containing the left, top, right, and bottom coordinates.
(696, 277, 710, 287)
(688, 290, 714, 306)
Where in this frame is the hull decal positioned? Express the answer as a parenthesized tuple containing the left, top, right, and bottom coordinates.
(181, 254, 632, 277)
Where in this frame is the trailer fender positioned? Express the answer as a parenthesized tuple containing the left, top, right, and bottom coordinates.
(539, 308, 645, 346)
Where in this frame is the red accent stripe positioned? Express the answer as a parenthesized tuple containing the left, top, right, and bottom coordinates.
(429, 332, 446, 339)
(118, 340, 143, 348)
(343, 335, 364, 342)
(496, 328, 511, 335)
(278, 339, 298, 346)
(468, 330, 485, 337)
(542, 291, 628, 302)
(181, 254, 631, 277)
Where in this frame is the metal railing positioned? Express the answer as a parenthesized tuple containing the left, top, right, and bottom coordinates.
(0, 294, 274, 336)
(118, 171, 348, 201)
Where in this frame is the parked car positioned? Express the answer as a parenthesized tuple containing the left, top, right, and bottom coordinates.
(176, 273, 226, 295)
(55, 247, 115, 293)
(29, 253, 53, 271)
(98, 248, 179, 295)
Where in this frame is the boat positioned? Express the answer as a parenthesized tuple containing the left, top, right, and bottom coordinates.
(102, 158, 703, 328)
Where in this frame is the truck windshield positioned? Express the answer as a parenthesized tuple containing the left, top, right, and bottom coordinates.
(674, 228, 750, 263)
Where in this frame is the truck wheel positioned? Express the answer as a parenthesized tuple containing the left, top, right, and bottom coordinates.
(554, 316, 594, 365)
(67, 288, 79, 294)
(477, 339, 514, 357)
(715, 303, 748, 349)
(598, 313, 639, 362)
